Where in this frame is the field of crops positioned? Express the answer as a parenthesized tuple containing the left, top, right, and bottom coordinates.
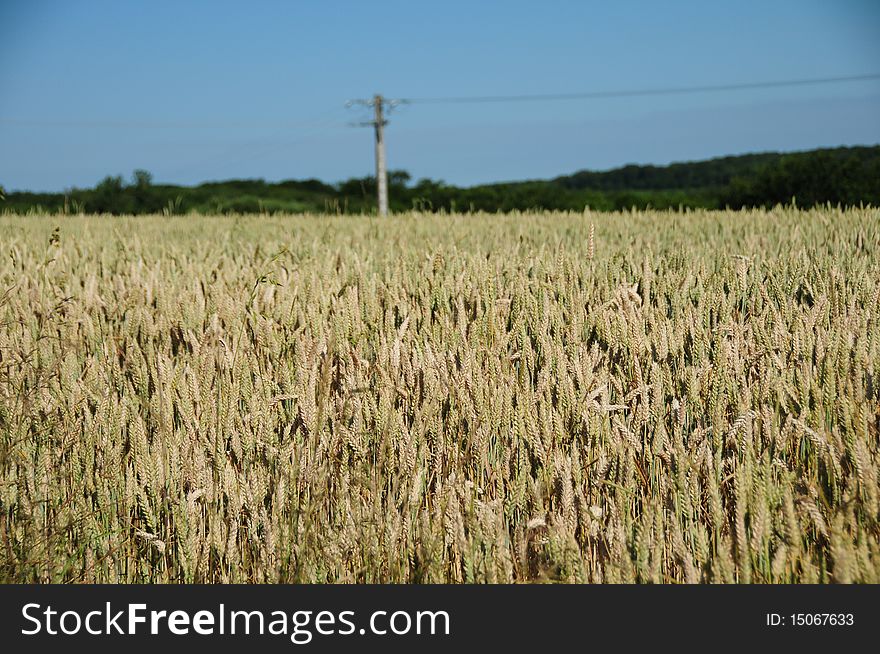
(1, 207, 878, 583)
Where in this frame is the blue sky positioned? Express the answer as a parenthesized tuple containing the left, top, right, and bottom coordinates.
(1, 0, 879, 191)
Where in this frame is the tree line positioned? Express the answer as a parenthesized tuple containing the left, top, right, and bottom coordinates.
(3, 145, 878, 215)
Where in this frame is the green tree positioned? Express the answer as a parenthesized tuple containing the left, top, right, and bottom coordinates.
(131, 169, 160, 213)
(91, 175, 132, 214)
(132, 169, 152, 190)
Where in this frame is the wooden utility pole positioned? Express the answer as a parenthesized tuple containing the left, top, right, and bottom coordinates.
(347, 93, 406, 216)
(373, 94, 388, 216)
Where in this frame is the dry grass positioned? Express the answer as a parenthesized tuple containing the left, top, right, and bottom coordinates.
(0, 207, 878, 583)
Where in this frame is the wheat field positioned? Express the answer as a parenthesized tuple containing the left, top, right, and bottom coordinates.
(0, 207, 878, 583)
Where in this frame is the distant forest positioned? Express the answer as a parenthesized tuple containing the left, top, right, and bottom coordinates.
(3, 145, 878, 215)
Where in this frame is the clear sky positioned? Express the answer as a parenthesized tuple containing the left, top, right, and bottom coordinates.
(2, 0, 879, 191)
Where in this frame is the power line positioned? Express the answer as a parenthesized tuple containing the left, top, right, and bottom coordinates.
(0, 116, 349, 130)
(5, 73, 876, 129)
(401, 73, 880, 104)
(160, 106, 351, 179)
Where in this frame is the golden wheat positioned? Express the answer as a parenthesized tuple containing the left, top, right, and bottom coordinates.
(0, 206, 878, 583)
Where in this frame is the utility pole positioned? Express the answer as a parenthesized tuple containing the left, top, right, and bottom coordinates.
(347, 94, 406, 216)
(373, 94, 388, 216)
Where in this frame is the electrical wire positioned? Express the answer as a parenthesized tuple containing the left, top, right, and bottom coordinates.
(400, 73, 880, 105)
